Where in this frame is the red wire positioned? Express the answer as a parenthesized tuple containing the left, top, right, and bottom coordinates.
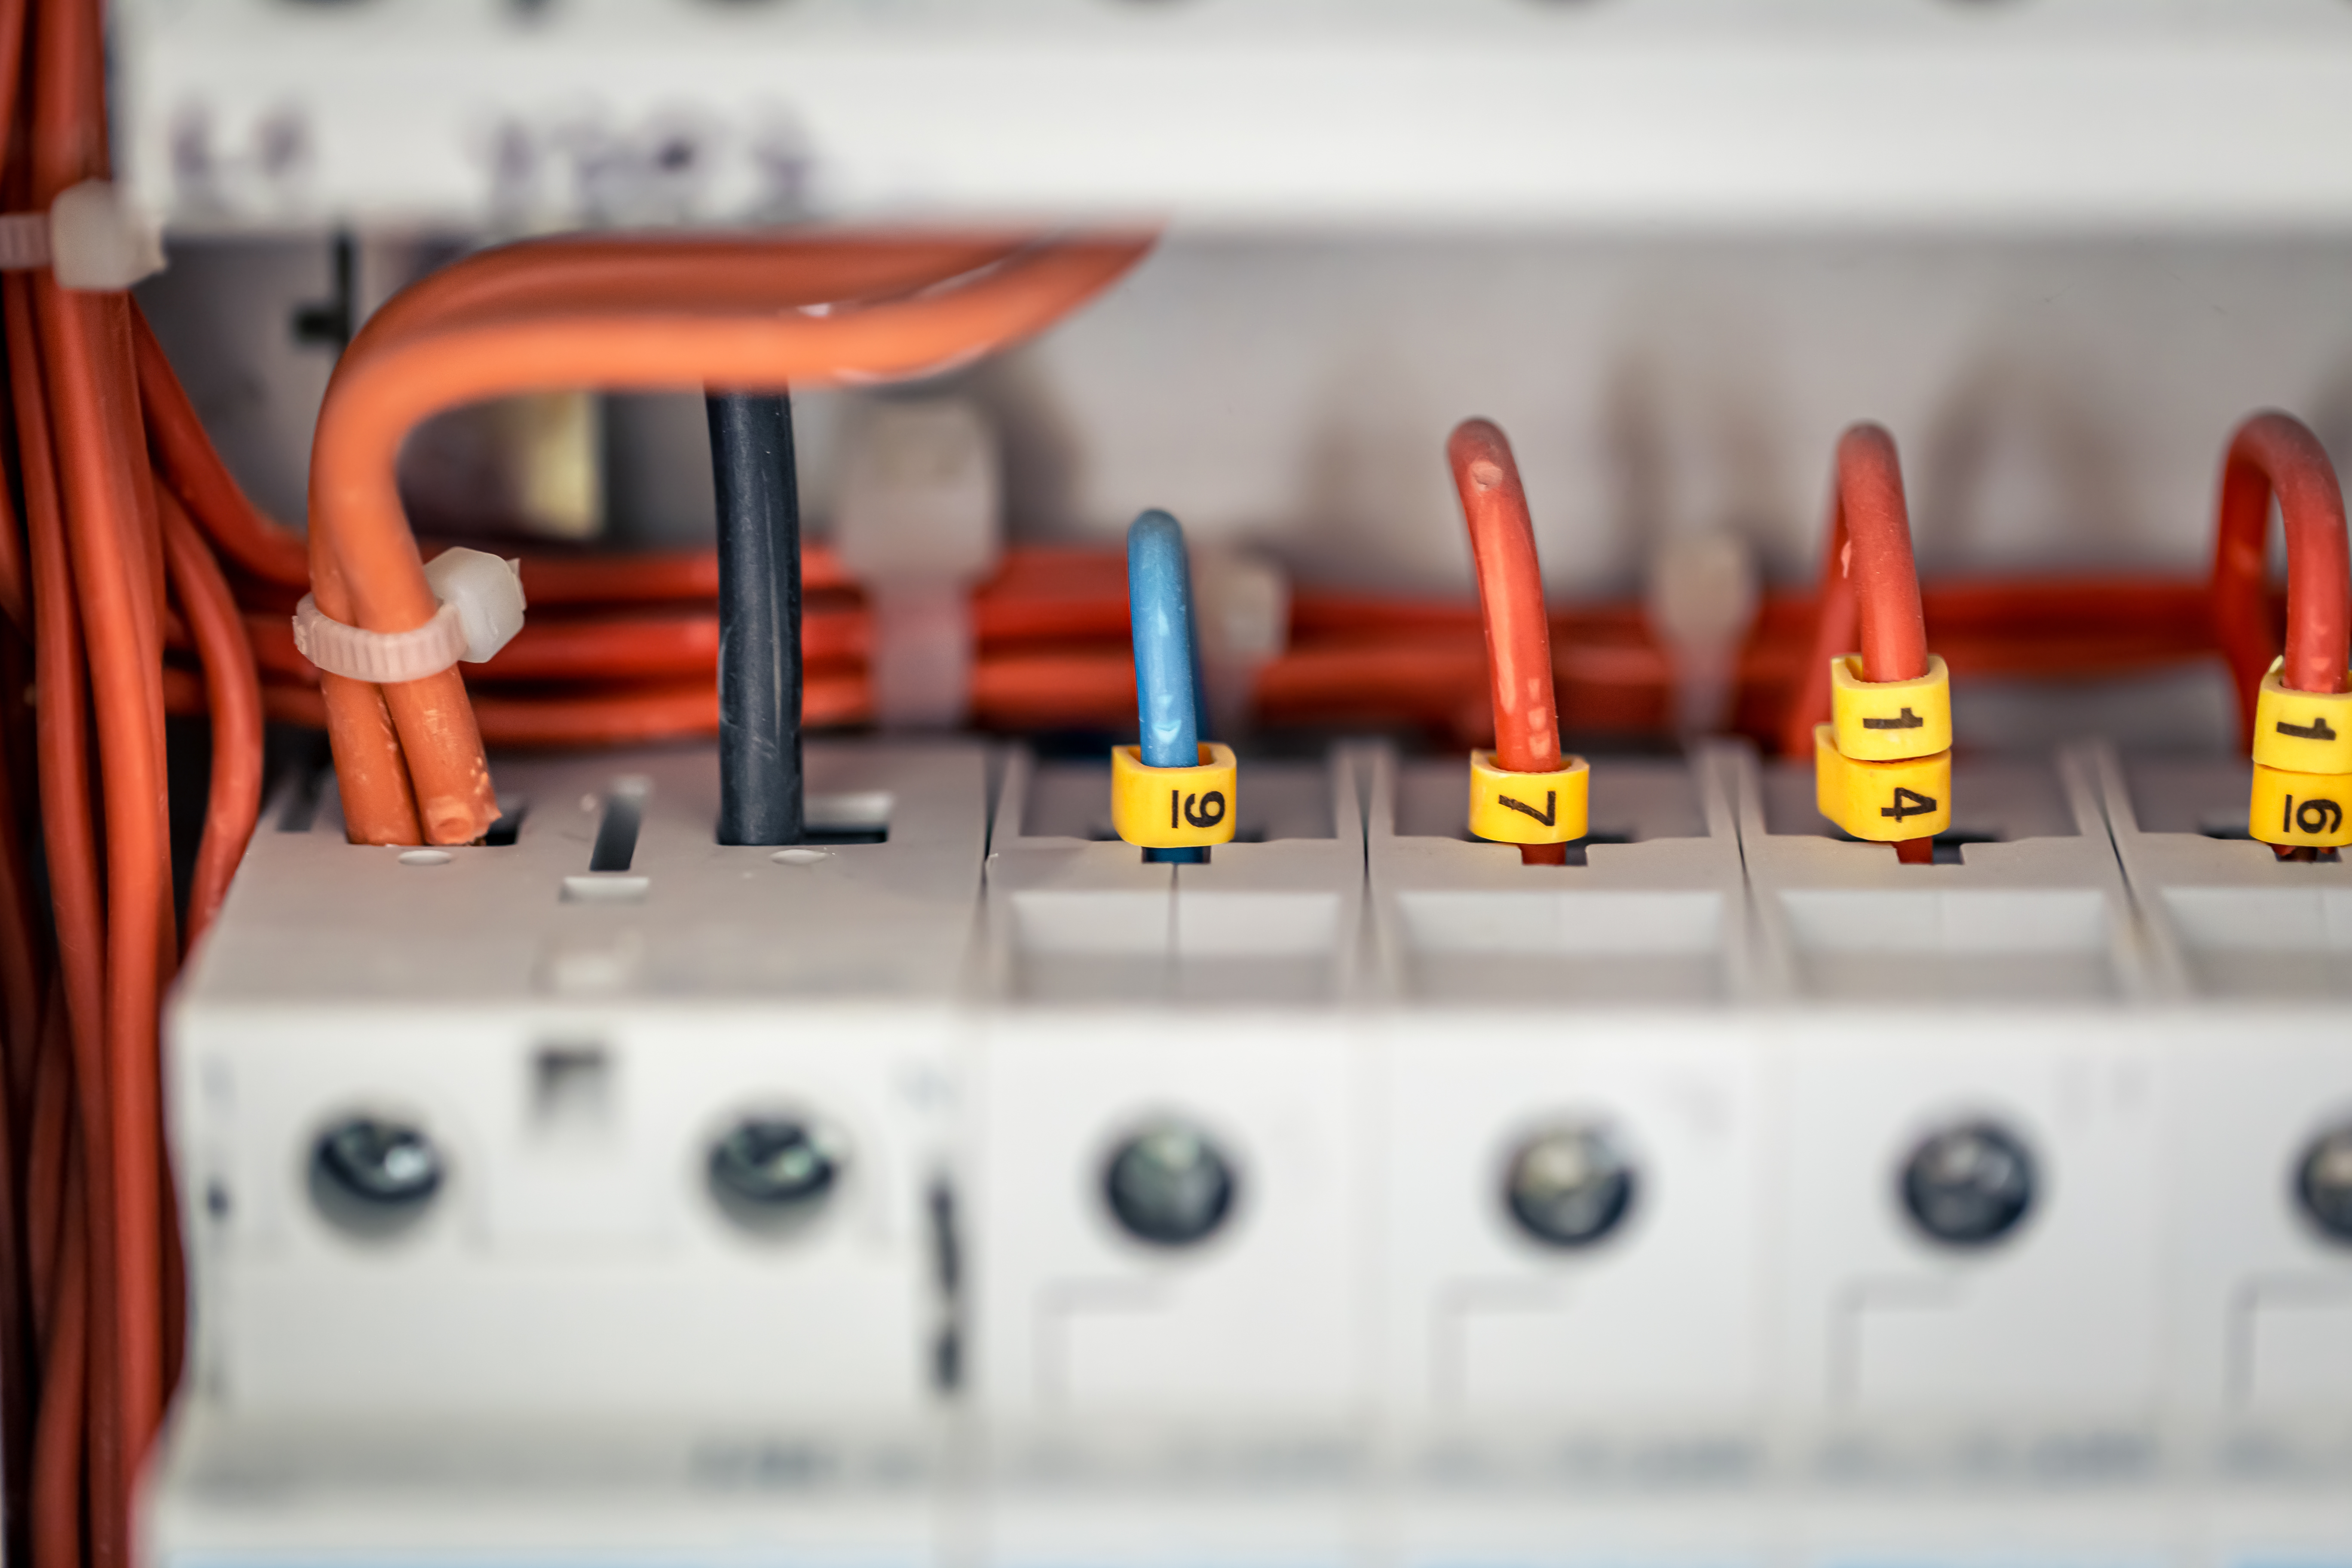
(157, 490, 263, 952)
(30, 1130, 85, 1568)
(1785, 423, 1934, 864)
(2209, 410, 2352, 740)
(1448, 418, 1568, 868)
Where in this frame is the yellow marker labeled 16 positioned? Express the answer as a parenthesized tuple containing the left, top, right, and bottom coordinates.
(2249, 761, 2352, 848)
(1112, 742, 1239, 848)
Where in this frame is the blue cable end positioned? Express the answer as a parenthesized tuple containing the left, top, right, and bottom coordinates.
(1127, 509, 1213, 866)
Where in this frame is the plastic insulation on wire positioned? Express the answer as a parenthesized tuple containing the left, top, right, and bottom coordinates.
(1798, 424, 1943, 865)
(2210, 411, 2352, 723)
(303, 234, 1152, 847)
(1447, 419, 1571, 867)
(2208, 411, 2352, 856)
(708, 392, 805, 846)
(1127, 509, 1210, 865)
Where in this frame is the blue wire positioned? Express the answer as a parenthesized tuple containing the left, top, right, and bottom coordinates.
(1127, 509, 1207, 864)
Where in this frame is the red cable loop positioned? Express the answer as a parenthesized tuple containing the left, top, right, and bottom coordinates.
(1783, 423, 1934, 864)
(1447, 418, 1567, 867)
(2209, 411, 2352, 743)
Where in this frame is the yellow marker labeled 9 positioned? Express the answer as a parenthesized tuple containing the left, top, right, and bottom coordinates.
(2248, 761, 2352, 848)
(2251, 657, 2352, 776)
(1829, 653, 1952, 762)
(1467, 750, 1590, 845)
(1112, 742, 1239, 848)
(1813, 723, 1951, 843)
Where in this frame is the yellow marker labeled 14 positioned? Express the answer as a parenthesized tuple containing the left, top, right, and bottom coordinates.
(1829, 653, 1952, 762)
(2248, 761, 2352, 848)
(1467, 750, 1590, 845)
(1813, 723, 1952, 843)
(1112, 742, 1239, 849)
(2251, 658, 2352, 776)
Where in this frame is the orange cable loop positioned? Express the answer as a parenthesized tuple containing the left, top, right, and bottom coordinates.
(307, 234, 1152, 845)
(1447, 417, 1568, 868)
(2209, 410, 2352, 738)
(1785, 423, 1934, 864)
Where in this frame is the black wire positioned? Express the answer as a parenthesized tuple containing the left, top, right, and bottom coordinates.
(706, 392, 803, 845)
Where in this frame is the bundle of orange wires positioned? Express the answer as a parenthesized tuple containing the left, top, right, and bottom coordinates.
(0, 0, 202, 1557)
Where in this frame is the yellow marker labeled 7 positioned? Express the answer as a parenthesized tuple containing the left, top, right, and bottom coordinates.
(1111, 742, 1239, 848)
(1467, 750, 1591, 845)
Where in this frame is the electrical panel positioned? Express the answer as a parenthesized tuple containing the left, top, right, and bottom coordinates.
(0, 3, 2328, 1568)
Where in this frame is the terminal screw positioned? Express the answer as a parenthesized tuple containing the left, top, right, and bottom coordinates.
(1901, 1119, 2035, 1247)
(1103, 1120, 1236, 1247)
(1504, 1124, 1636, 1248)
(708, 1116, 845, 1236)
(309, 1115, 443, 1238)
(2296, 1124, 2352, 1243)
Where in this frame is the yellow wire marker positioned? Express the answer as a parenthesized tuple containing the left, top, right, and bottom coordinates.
(1813, 641, 1958, 847)
(2245, 657, 2352, 848)
(1814, 725, 1952, 843)
(2251, 657, 2352, 776)
(1112, 742, 1239, 849)
(1830, 653, 1952, 763)
(2250, 763, 2352, 848)
(1467, 750, 1590, 845)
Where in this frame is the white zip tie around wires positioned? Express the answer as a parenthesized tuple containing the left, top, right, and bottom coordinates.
(0, 179, 167, 290)
(292, 549, 528, 683)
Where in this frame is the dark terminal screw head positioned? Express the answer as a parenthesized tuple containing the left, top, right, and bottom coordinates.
(1901, 1119, 2035, 1247)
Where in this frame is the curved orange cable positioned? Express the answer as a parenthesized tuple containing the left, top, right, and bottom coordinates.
(133, 307, 309, 588)
(1447, 418, 1567, 868)
(309, 236, 1150, 844)
(2209, 410, 2351, 740)
(353, 232, 1033, 351)
(158, 490, 263, 952)
(1784, 424, 1934, 864)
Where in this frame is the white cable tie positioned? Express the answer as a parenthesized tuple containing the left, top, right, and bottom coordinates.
(0, 181, 167, 289)
(290, 549, 527, 683)
(292, 597, 467, 683)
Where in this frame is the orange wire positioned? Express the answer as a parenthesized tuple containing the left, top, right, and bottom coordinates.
(309, 236, 1149, 845)
(31, 0, 169, 1521)
(132, 308, 309, 588)
(33, 277, 167, 1498)
(1785, 423, 1935, 865)
(2209, 410, 2352, 737)
(354, 233, 1035, 349)
(1447, 418, 1567, 867)
(158, 490, 263, 952)
(29, 1132, 84, 1568)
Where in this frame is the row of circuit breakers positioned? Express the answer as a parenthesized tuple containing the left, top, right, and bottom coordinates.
(162, 738, 2352, 1461)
